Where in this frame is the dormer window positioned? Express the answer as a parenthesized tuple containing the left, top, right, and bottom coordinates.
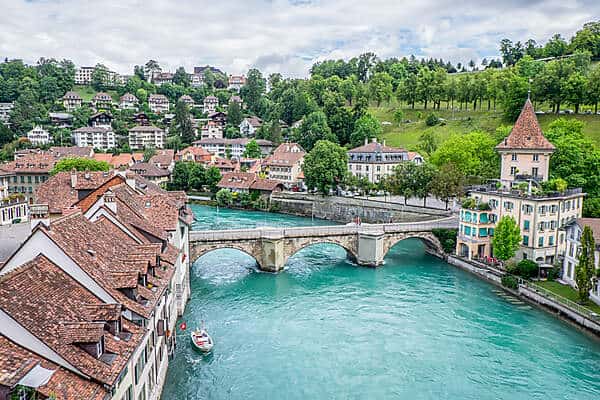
(96, 336, 105, 358)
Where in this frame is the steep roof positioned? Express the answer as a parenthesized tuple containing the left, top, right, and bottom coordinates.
(496, 99, 555, 151)
(264, 143, 305, 167)
(576, 218, 600, 244)
(129, 162, 170, 178)
(62, 91, 82, 100)
(348, 141, 406, 154)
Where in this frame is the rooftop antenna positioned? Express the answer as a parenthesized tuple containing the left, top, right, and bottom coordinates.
(527, 78, 533, 100)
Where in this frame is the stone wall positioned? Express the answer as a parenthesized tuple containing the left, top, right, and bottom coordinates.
(270, 193, 450, 224)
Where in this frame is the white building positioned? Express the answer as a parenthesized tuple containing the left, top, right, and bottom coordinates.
(0, 169, 28, 225)
(129, 125, 166, 150)
(26, 126, 51, 146)
(62, 91, 83, 111)
(75, 66, 95, 85)
(347, 138, 411, 183)
(263, 143, 305, 184)
(72, 126, 116, 150)
(193, 138, 273, 159)
(562, 218, 600, 304)
(203, 96, 218, 114)
(149, 94, 170, 114)
(201, 121, 223, 139)
(228, 75, 246, 91)
(120, 93, 139, 110)
(0, 102, 14, 126)
(239, 116, 262, 137)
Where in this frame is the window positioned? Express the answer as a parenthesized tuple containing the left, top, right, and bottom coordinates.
(538, 237, 544, 247)
(510, 166, 517, 175)
(122, 386, 133, 400)
(511, 153, 517, 161)
(523, 220, 530, 231)
(523, 235, 529, 246)
(549, 236, 554, 246)
(532, 167, 538, 177)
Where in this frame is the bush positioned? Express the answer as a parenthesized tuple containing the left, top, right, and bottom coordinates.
(547, 265, 561, 280)
(501, 275, 519, 289)
(432, 228, 458, 254)
(425, 113, 440, 126)
(517, 259, 539, 279)
(505, 260, 518, 275)
(216, 189, 233, 207)
(461, 198, 476, 209)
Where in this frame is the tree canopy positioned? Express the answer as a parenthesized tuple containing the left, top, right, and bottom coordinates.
(302, 140, 348, 194)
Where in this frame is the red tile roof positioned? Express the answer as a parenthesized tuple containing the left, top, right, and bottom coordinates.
(264, 143, 305, 167)
(496, 99, 555, 151)
(218, 172, 283, 192)
(0, 255, 142, 386)
(348, 141, 406, 154)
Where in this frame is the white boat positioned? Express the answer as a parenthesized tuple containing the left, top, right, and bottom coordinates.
(191, 329, 214, 353)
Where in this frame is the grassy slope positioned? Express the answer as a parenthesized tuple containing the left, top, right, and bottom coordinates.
(537, 280, 600, 314)
(372, 105, 600, 150)
(73, 85, 120, 102)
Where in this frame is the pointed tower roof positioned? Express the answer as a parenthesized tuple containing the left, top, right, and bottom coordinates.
(496, 99, 555, 151)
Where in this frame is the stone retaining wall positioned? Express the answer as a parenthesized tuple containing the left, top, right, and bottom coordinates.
(271, 193, 450, 224)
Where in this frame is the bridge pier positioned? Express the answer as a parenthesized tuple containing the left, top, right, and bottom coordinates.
(259, 238, 285, 273)
(357, 231, 385, 267)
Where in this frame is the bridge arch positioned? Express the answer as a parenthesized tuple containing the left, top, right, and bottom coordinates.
(190, 243, 263, 270)
(382, 232, 444, 260)
(283, 237, 358, 267)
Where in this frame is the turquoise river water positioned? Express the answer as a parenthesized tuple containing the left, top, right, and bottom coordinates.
(161, 205, 600, 400)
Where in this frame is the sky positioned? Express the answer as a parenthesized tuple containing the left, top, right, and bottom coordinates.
(1, 0, 598, 78)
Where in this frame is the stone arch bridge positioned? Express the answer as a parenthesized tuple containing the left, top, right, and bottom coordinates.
(189, 217, 457, 272)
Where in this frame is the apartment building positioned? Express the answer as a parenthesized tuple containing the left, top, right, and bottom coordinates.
(203, 96, 218, 114)
(456, 99, 585, 265)
(0, 169, 28, 225)
(263, 143, 305, 184)
(62, 91, 83, 111)
(2, 152, 55, 202)
(201, 120, 223, 139)
(26, 126, 51, 146)
(228, 75, 246, 91)
(74, 66, 95, 84)
(562, 218, 600, 304)
(239, 116, 262, 137)
(148, 94, 170, 114)
(120, 93, 139, 110)
(73, 127, 116, 150)
(0, 102, 14, 126)
(92, 92, 113, 110)
(193, 138, 273, 159)
(178, 95, 195, 108)
(347, 138, 411, 183)
(129, 125, 166, 150)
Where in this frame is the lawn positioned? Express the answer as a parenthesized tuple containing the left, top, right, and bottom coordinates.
(371, 104, 600, 150)
(536, 280, 600, 314)
(73, 85, 120, 102)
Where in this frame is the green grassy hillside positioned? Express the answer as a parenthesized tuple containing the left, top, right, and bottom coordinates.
(73, 85, 119, 102)
(372, 106, 600, 150)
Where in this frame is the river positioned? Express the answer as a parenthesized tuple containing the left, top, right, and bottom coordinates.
(161, 205, 600, 400)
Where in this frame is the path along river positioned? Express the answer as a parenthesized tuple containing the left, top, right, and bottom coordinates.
(161, 205, 600, 400)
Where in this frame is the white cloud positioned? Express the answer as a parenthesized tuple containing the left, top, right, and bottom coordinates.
(0, 0, 598, 77)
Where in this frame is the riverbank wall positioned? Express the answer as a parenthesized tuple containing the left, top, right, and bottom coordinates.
(447, 255, 600, 337)
(270, 193, 451, 224)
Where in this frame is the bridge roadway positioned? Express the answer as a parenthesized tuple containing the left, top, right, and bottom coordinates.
(189, 216, 458, 272)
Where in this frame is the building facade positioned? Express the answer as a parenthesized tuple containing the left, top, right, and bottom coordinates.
(26, 126, 51, 146)
(149, 94, 170, 114)
(129, 125, 166, 150)
(74, 66, 95, 84)
(347, 138, 410, 183)
(62, 91, 83, 111)
(120, 93, 139, 110)
(0, 170, 28, 225)
(72, 127, 116, 150)
(0, 102, 14, 126)
(239, 116, 262, 137)
(203, 96, 218, 114)
(263, 143, 305, 184)
(228, 75, 246, 91)
(562, 218, 600, 304)
(456, 99, 585, 265)
(193, 138, 273, 159)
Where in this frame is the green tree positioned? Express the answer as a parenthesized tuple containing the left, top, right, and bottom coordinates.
(492, 216, 521, 261)
(414, 163, 438, 206)
(349, 113, 382, 147)
(392, 109, 404, 126)
(216, 188, 233, 206)
(429, 163, 465, 209)
(241, 68, 266, 115)
(9, 89, 46, 134)
(417, 131, 438, 156)
(143, 146, 156, 162)
(172, 66, 190, 87)
(227, 100, 243, 127)
(368, 72, 393, 106)
(430, 131, 498, 180)
(205, 166, 222, 193)
(172, 100, 195, 145)
(242, 139, 262, 158)
(576, 226, 596, 303)
(50, 157, 110, 175)
(384, 162, 418, 205)
(294, 111, 336, 151)
(302, 140, 348, 194)
(91, 64, 110, 91)
(571, 22, 600, 58)
(0, 123, 14, 147)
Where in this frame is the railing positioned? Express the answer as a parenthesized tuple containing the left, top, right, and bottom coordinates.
(518, 279, 600, 321)
(190, 216, 458, 242)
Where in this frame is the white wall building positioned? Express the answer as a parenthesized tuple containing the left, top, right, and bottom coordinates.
(193, 138, 273, 159)
(562, 218, 600, 305)
(203, 96, 218, 114)
(149, 94, 170, 114)
(26, 126, 51, 146)
(239, 116, 262, 137)
(74, 66, 95, 85)
(72, 126, 116, 150)
(129, 125, 166, 150)
(347, 138, 411, 183)
(0, 102, 14, 126)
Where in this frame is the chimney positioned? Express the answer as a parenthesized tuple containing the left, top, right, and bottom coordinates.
(364, 137, 368, 145)
(70, 170, 77, 188)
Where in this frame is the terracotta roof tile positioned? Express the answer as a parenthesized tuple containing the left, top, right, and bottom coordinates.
(496, 99, 555, 151)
